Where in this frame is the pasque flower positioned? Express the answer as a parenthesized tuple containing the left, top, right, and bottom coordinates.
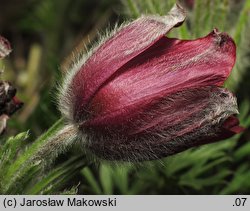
(59, 4, 243, 161)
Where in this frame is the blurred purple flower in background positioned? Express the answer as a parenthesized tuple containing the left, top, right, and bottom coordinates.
(0, 36, 23, 134)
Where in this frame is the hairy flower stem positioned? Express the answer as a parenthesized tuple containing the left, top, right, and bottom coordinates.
(3, 119, 78, 193)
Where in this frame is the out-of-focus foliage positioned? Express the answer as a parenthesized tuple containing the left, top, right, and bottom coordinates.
(0, 0, 250, 194)
(0, 119, 86, 194)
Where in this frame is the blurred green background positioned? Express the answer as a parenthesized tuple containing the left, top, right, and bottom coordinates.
(0, 0, 250, 194)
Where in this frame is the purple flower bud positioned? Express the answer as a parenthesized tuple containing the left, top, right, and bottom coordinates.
(0, 35, 11, 59)
(59, 4, 243, 161)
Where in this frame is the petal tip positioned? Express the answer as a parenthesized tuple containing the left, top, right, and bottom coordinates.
(210, 28, 235, 47)
(167, 3, 186, 27)
(222, 115, 244, 134)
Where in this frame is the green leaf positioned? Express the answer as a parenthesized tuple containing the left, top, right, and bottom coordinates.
(81, 167, 102, 194)
(100, 164, 113, 194)
(220, 164, 250, 194)
(234, 0, 250, 45)
(27, 156, 86, 194)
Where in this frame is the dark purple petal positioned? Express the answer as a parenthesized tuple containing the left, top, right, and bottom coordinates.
(221, 115, 244, 134)
(0, 82, 23, 116)
(86, 30, 236, 123)
(72, 4, 186, 122)
(84, 86, 241, 161)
